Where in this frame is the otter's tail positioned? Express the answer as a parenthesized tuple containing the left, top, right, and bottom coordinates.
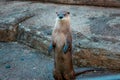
(75, 67, 105, 76)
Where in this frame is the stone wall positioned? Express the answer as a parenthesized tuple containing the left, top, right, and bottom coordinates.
(5, 0, 120, 7)
(45, 0, 120, 7)
(0, 0, 120, 7)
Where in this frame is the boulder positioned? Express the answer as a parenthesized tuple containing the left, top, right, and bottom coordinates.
(12, 0, 120, 7)
(72, 32, 120, 69)
(0, 2, 120, 70)
(0, 2, 35, 41)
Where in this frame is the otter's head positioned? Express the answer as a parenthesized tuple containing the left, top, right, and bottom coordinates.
(56, 11, 70, 21)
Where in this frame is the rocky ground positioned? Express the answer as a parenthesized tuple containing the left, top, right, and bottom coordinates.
(0, 42, 54, 80)
(0, 1, 120, 80)
(0, 42, 120, 80)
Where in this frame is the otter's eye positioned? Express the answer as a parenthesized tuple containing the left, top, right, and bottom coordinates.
(63, 14, 66, 16)
(67, 12, 70, 14)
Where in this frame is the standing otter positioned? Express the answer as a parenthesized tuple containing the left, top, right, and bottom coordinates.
(49, 11, 74, 80)
(48, 11, 102, 80)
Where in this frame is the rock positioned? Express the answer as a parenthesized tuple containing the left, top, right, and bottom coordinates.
(1, 0, 120, 7)
(73, 48, 120, 69)
(0, 24, 18, 42)
(0, 42, 119, 80)
(72, 32, 120, 69)
(0, 2, 120, 70)
(0, 9, 32, 41)
(25, 0, 120, 7)
(17, 23, 51, 55)
(20, 58, 24, 61)
(5, 64, 11, 69)
(0, 2, 35, 42)
(0, 42, 54, 80)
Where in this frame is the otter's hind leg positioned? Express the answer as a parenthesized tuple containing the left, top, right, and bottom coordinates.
(63, 71, 75, 80)
(53, 69, 63, 80)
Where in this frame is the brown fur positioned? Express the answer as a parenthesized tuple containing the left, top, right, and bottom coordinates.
(50, 11, 103, 80)
(51, 11, 75, 80)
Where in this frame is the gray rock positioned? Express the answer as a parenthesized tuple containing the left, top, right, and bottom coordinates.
(0, 1, 120, 70)
(0, 42, 54, 80)
(0, 2, 34, 41)
(2, 0, 120, 7)
(0, 42, 119, 80)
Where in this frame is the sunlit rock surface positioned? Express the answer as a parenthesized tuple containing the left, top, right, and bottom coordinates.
(0, 1, 120, 70)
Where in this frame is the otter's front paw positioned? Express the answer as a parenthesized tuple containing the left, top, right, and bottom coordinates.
(48, 44, 53, 54)
(63, 44, 69, 54)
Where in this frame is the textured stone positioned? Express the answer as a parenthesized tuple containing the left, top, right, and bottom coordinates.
(72, 31, 120, 69)
(13, 0, 120, 7)
(1, 0, 120, 7)
(0, 24, 18, 42)
(0, 42, 119, 80)
(17, 24, 51, 54)
(73, 48, 120, 69)
(0, 2, 120, 70)
(0, 2, 35, 41)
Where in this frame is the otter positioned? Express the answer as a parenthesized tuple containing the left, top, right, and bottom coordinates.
(48, 11, 103, 80)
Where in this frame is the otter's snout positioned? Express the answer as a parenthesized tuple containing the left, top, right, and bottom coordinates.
(58, 14, 64, 19)
(56, 11, 70, 19)
(59, 16, 63, 19)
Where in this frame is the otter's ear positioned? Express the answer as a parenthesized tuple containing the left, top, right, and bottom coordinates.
(67, 12, 70, 14)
